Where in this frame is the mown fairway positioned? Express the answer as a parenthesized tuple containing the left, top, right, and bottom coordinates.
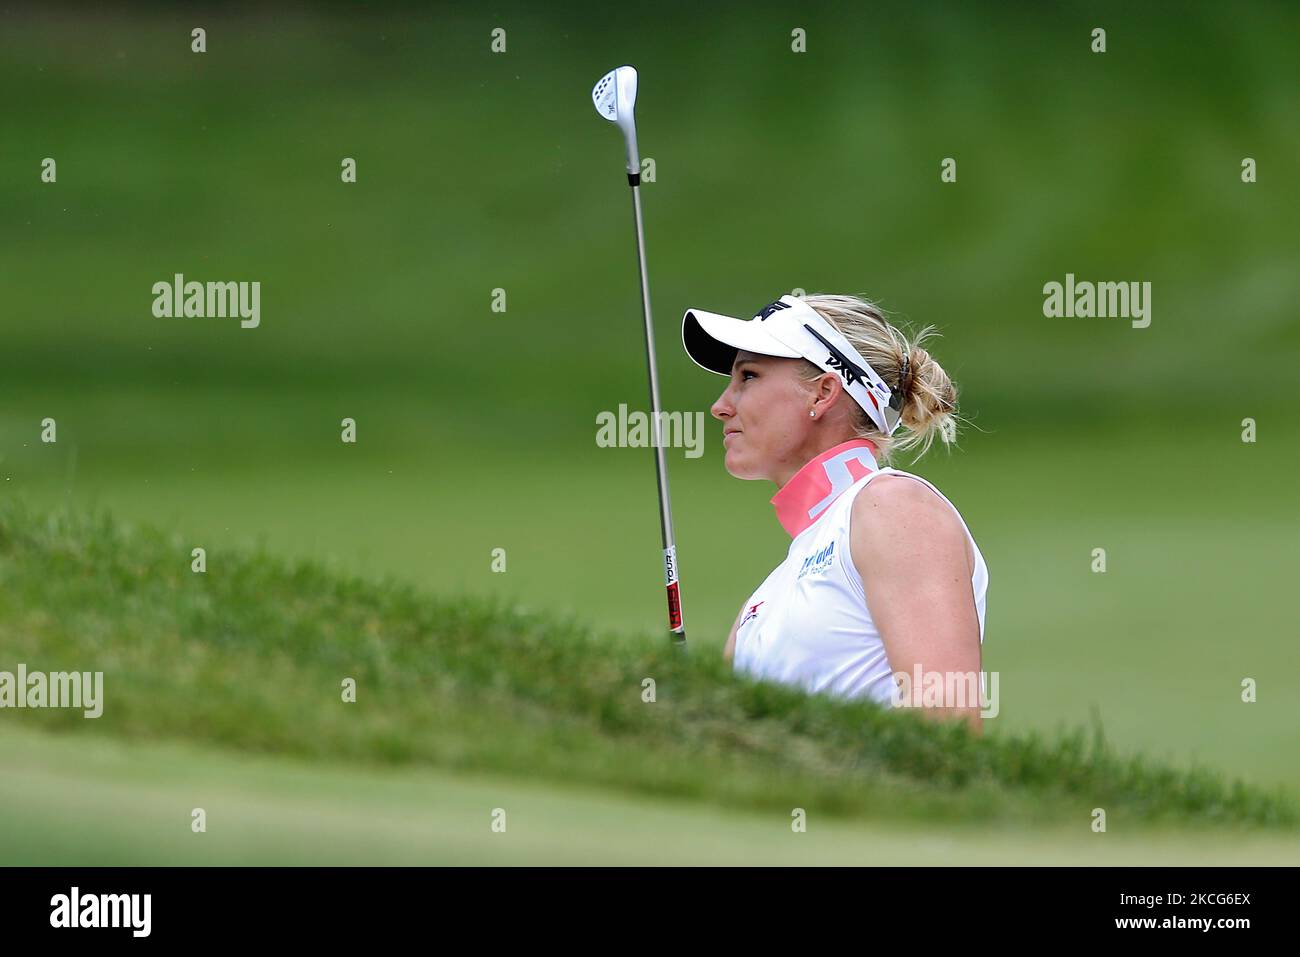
(4, 727, 1297, 866)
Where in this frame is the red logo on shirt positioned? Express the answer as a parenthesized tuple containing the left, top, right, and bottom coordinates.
(740, 601, 764, 627)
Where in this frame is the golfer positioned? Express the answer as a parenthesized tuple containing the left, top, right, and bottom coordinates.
(681, 294, 989, 729)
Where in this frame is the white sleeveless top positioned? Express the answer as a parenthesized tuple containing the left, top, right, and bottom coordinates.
(733, 441, 989, 705)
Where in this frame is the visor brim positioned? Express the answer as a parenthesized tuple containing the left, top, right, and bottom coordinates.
(681, 308, 803, 376)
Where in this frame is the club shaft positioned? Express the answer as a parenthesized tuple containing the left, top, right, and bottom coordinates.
(628, 182, 686, 645)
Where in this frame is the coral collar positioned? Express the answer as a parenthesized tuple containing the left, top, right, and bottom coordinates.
(770, 439, 880, 538)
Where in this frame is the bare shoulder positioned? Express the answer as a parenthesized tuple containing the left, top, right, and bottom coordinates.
(853, 472, 954, 522)
(851, 473, 972, 568)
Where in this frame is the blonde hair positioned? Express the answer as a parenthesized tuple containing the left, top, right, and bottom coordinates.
(796, 293, 959, 463)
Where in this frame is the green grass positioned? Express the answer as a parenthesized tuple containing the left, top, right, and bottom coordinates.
(2, 3, 1298, 863)
(5, 726, 1297, 866)
(6, 396, 1298, 796)
(1, 5, 1297, 795)
(1, 503, 1294, 844)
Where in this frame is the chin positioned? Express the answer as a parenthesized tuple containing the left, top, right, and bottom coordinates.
(724, 452, 763, 481)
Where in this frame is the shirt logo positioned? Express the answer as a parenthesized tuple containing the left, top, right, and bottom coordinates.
(740, 600, 764, 627)
(797, 540, 836, 580)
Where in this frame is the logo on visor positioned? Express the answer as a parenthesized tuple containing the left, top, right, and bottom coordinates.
(754, 299, 792, 321)
(804, 325, 869, 390)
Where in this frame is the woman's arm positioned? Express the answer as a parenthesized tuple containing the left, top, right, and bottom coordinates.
(723, 601, 746, 663)
(850, 475, 984, 732)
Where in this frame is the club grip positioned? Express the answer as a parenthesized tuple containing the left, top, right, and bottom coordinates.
(664, 546, 684, 640)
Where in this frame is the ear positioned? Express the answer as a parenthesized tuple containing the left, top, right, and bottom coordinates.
(814, 371, 844, 406)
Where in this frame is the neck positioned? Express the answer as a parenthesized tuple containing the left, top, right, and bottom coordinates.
(770, 427, 862, 488)
(769, 438, 880, 538)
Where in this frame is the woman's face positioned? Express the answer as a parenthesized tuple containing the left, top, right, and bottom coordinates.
(711, 351, 817, 482)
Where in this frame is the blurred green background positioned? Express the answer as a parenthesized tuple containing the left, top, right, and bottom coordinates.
(2, 1, 1298, 857)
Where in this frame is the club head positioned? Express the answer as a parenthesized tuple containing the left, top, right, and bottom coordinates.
(592, 65, 640, 176)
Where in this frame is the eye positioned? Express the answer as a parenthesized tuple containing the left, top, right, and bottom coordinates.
(740, 369, 757, 382)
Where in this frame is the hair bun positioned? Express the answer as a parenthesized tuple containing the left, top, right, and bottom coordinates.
(897, 350, 914, 399)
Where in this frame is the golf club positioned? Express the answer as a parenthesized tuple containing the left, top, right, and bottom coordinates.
(592, 64, 686, 647)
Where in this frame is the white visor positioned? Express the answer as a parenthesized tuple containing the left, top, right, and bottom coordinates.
(682, 294, 903, 435)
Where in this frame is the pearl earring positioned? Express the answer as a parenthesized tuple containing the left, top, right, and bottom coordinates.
(809, 410, 815, 418)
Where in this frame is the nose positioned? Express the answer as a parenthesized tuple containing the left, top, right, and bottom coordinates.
(711, 381, 735, 422)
